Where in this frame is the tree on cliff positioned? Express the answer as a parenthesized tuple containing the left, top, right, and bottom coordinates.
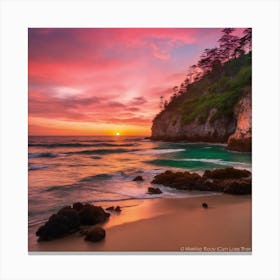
(163, 28, 252, 106)
(159, 95, 164, 110)
(239, 28, 252, 52)
(198, 47, 222, 75)
(218, 28, 239, 61)
(159, 95, 170, 110)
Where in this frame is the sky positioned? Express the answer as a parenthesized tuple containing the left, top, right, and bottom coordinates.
(28, 28, 238, 136)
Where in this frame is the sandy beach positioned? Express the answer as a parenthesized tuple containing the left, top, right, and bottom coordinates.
(29, 194, 251, 252)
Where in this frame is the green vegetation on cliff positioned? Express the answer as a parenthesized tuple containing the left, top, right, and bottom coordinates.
(154, 52, 251, 125)
(152, 28, 252, 151)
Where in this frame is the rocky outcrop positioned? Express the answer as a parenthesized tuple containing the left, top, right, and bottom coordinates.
(202, 167, 251, 179)
(152, 170, 202, 190)
(151, 91, 252, 152)
(151, 167, 251, 195)
(151, 109, 236, 143)
(147, 187, 162, 194)
(84, 226, 106, 242)
(105, 206, 121, 212)
(36, 203, 110, 241)
(227, 91, 252, 152)
(133, 175, 144, 181)
(78, 204, 109, 225)
(36, 207, 80, 241)
(151, 50, 252, 153)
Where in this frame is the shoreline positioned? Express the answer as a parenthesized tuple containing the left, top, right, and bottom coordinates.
(148, 138, 228, 146)
(29, 194, 251, 252)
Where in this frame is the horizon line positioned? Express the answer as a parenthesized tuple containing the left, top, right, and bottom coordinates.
(28, 135, 150, 137)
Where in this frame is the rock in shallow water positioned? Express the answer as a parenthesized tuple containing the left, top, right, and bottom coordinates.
(133, 175, 144, 181)
(105, 206, 121, 212)
(84, 226, 106, 242)
(152, 170, 202, 190)
(203, 167, 251, 180)
(151, 167, 251, 195)
(223, 179, 251, 195)
(105, 206, 115, 211)
(147, 187, 162, 194)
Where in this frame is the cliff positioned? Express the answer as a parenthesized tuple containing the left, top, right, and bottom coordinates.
(151, 53, 252, 152)
(227, 90, 252, 152)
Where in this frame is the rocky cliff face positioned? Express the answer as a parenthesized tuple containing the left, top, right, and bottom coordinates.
(227, 91, 252, 152)
(151, 108, 236, 143)
(151, 52, 252, 152)
(151, 90, 252, 152)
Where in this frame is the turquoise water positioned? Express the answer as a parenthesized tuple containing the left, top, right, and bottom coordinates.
(145, 142, 251, 171)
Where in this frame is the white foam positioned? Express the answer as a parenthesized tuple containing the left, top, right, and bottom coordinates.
(177, 158, 250, 167)
(132, 149, 186, 155)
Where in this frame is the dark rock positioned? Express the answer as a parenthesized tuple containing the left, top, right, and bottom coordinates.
(57, 207, 80, 229)
(105, 206, 121, 212)
(79, 229, 88, 236)
(36, 203, 111, 241)
(203, 167, 251, 180)
(227, 137, 252, 152)
(79, 204, 109, 225)
(152, 170, 202, 190)
(84, 226, 106, 242)
(73, 202, 84, 211)
(36, 208, 80, 241)
(223, 178, 251, 195)
(152, 170, 178, 185)
(198, 179, 227, 192)
(202, 203, 208, 208)
(151, 168, 252, 195)
(133, 175, 144, 181)
(147, 187, 162, 194)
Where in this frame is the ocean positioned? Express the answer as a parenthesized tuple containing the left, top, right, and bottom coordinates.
(28, 136, 251, 227)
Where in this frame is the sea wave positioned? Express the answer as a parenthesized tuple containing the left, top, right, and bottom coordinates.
(44, 172, 125, 192)
(28, 152, 57, 158)
(28, 142, 138, 148)
(80, 173, 114, 181)
(177, 158, 249, 166)
(28, 164, 49, 171)
(91, 156, 102, 159)
(65, 148, 136, 155)
(146, 158, 251, 171)
(132, 148, 185, 155)
(44, 184, 90, 192)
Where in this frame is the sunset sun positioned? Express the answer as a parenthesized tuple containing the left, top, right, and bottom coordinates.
(115, 132, 120, 136)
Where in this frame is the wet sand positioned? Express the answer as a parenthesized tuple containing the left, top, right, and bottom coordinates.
(29, 194, 251, 252)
